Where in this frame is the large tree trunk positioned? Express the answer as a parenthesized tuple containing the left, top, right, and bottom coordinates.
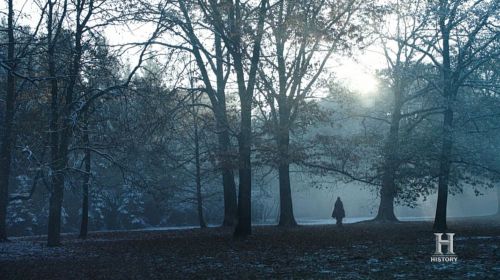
(215, 35, 237, 226)
(375, 90, 402, 222)
(48, 71, 77, 246)
(376, 163, 398, 221)
(79, 112, 91, 239)
(433, 105, 454, 231)
(217, 125, 238, 226)
(48, 2, 82, 245)
(277, 162, 296, 226)
(433, 24, 453, 232)
(47, 173, 64, 246)
(234, 95, 253, 237)
(274, 13, 297, 227)
(0, 0, 16, 241)
(231, 0, 266, 237)
(277, 105, 296, 227)
(48, 110, 72, 246)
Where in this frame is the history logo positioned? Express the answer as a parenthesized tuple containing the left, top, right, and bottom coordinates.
(430, 233, 458, 263)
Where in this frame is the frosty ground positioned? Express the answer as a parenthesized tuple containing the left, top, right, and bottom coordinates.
(1, 217, 500, 279)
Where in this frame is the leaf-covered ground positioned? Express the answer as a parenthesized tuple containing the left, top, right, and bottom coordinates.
(1, 217, 500, 279)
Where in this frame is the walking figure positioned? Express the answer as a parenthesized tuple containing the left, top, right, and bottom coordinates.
(332, 197, 345, 226)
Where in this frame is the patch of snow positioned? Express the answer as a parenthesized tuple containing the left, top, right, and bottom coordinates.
(138, 225, 211, 231)
(295, 216, 436, 225)
(297, 217, 371, 225)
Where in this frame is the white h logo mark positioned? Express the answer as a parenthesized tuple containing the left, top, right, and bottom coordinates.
(434, 233, 455, 255)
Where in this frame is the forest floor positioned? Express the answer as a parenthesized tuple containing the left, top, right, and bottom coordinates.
(1, 217, 500, 279)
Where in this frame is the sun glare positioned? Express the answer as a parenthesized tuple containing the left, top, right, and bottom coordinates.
(337, 64, 379, 97)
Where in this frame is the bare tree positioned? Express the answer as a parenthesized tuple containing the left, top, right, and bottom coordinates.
(257, 0, 369, 226)
(198, 0, 268, 237)
(171, 0, 239, 226)
(45, 0, 84, 247)
(407, 0, 499, 230)
(373, 0, 442, 221)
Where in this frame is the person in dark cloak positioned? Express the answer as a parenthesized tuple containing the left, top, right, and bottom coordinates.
(332, 197, 345, 226)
